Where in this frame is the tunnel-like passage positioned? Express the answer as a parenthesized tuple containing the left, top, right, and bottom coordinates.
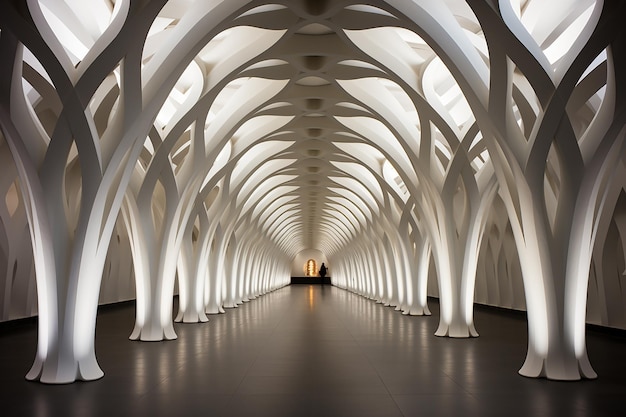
(0, 0, 625, 389)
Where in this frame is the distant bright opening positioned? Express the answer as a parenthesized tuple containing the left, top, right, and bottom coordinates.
(306, 259, 317, 276)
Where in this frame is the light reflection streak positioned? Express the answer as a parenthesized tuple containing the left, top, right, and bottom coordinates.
(308, 285, 315, 310)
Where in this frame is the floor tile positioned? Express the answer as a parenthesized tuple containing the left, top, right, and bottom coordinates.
(1, 285, 625, 416)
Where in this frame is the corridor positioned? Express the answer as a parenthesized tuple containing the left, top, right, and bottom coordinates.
(1, 285, 625, 416)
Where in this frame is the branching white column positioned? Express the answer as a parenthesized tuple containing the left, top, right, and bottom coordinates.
(0, 0, 164, 383)
(467, 0, 625, 379)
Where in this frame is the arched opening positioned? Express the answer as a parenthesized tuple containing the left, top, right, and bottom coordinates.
(305, 259, 317, 276)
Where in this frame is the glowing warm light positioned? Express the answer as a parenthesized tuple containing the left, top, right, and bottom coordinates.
(306, 259, 317, 276)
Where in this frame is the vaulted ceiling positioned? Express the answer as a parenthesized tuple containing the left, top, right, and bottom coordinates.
(7, 0, 610, 258)
(49, 0, 497, 258)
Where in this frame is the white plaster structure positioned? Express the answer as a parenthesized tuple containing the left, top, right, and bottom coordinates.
(0, 0, 625, 383)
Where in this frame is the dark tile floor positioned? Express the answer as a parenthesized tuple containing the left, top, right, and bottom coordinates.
(1, 285, 626, 416)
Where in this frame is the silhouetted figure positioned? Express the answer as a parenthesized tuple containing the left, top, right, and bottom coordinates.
(319, 263, 327, 285)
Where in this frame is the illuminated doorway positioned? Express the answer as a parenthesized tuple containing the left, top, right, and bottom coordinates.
(305, 259, 317, 276)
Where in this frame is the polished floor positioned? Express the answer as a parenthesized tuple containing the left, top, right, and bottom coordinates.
(1, 285, 626, 417)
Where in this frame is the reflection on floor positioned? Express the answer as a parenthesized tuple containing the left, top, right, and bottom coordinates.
(1, 285, 625, 417)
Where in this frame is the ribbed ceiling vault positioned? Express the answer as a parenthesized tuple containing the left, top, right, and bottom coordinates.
(138, 0, 480, 258)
